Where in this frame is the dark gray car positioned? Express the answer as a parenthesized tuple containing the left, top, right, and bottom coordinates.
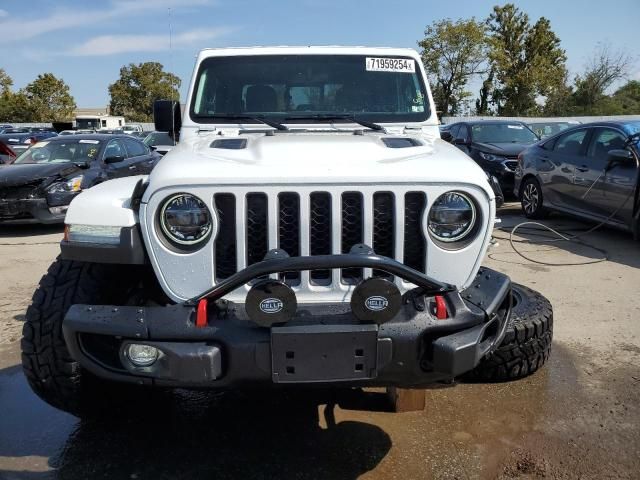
(514, 121, 640, 237)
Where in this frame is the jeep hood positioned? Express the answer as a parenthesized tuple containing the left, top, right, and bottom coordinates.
(145, 132, 493, 196)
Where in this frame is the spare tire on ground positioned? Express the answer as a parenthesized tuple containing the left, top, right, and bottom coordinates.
(466, 283, 553, 381)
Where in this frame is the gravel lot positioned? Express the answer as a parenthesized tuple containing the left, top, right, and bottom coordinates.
(0, 204, 639, 479)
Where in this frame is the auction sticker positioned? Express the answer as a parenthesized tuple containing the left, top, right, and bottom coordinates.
(366, 57, 415, 73)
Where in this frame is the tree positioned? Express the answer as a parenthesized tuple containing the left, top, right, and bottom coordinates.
(486, 4, 567, 115)
(109, 62, 181, 122)
(0, 68, 12, 93)
(612, 80, 640, 114)
(23, 73, 76, 121)
(571, 42, 633, 113)
(0, 69, 33, 122)
(418, 18, 488, 117)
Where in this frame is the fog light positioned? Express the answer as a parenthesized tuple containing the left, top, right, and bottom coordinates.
(49, 206, 68, 215)
(126, 344, 159, 367)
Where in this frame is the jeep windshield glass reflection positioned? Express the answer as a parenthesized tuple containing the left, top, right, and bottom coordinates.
(190, 55, 429, 124)
(14, 139, 102, 164)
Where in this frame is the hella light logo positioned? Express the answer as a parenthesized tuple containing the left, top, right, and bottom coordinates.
(365, 296, 388, 311)
(260, 298, 284, 314)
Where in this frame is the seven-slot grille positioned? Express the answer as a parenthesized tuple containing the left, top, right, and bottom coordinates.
(212, 188, 427, 289)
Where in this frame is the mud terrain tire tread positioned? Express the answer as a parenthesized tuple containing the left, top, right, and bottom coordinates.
(21, 257, 126, 415)
(467, 283, 553, 382)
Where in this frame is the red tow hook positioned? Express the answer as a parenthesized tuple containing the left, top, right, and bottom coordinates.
(196, 299, 208, 328)
(434, 295, 448, 320)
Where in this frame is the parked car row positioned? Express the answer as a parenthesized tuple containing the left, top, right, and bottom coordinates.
(0, 134, 161, 224)
(440, 119, 639, 237)
(0, 127, 59, 154)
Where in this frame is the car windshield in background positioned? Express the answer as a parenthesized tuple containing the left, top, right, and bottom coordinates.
(191, 55, 429, 124)
(14, 139, 102, 164)
(4, 128, 30, 134)
(528, 122, 575, 138)
(471, 123, 538, 143)
(144, 132, 174, 146)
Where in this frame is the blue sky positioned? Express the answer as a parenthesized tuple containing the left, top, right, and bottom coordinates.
(0, 0, 638, 107)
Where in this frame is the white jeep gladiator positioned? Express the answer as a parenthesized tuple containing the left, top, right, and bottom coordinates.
(21, 46, 552, 415)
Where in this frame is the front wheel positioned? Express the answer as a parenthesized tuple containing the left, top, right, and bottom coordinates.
(21, 258, 147, 416)
(520, 177, 548, 219)
(466, 283, 553, 382)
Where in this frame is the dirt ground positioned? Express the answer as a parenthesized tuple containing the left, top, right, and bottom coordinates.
(0, 204, 639, 479)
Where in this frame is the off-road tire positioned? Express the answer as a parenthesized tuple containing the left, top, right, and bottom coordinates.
(520, 177, 548, 219)
(467, 283, 552, 381)
(21, 257, 142, 416)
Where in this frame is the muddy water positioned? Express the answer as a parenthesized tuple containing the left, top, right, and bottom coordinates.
(0, 341, 638, 480)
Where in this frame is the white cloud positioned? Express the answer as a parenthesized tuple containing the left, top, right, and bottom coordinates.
(68, 27, 234, 56)
(0, 0, 213, 42)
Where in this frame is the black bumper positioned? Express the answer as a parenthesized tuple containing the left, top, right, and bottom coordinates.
(0, 198, 65, 224)
(62, 260, 512, 389)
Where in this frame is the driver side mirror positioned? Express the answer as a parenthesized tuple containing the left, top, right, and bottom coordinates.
(153, 100, 181, 142)
(104, 155, 125, 164)
(454, 137, 470, 146)
(606, 149, 635, 171)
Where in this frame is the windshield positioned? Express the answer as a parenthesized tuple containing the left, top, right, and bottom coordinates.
(470, 123, 538, 144)
(144, 132, 174, 146)
(76, 118, 100, 129)
(190, 54, 429, 124)
(3, 128, 30, 134)
(14, 139, 102, 164)
(528, 122, 574, 138)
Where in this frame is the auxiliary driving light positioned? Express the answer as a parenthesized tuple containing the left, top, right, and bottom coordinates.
(125, 344, 159, 367)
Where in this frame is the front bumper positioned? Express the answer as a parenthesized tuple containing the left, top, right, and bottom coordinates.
(62, 254, 512, 388)
(477, 159, 517, 193)
(0, 198, 66, 224)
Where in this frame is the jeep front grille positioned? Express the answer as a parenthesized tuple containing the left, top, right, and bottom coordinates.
(212, 188, 427, 290)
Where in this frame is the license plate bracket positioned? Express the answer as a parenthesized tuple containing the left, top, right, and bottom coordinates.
(271, 324, 378, 383)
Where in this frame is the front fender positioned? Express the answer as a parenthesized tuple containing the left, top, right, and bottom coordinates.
(65, 175, 147, 227)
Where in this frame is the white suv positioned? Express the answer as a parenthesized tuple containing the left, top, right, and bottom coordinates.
(21, 47, 552, 415)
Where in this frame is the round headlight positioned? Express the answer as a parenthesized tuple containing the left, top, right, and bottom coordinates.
(427, 192, 476, 243)
(160, 194, 213, 246)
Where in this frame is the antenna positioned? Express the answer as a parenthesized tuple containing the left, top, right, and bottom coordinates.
(168, 7, 176, 142)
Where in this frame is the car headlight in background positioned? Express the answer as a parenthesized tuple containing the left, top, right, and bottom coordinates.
(427, 191, 477, 244)
(159, 193, 214, 247)
(478, 152, 501, 161)
(46, 175, 84, 194)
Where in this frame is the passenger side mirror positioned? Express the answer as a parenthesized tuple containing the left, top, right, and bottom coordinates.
(440, 131, 453, 143)
(606, 149, 635, 171)
(104, 155, 125, 164)
(153, 100, 182, 142)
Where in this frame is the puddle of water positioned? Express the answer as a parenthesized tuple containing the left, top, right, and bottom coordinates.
(0, 342, 638, 479)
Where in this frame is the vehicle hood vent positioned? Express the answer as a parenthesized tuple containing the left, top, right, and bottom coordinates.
(381, 137, 422, 148)
(210, 138, 247, 150)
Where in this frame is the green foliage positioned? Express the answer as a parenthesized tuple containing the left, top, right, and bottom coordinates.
(485, 4, 567, 116)
(109, 62, 181, 122)
(418, 18, 488, 116)
(0, 70, 75, 122)
(23, 73, 76, 121)
(0, 68, 12, 93)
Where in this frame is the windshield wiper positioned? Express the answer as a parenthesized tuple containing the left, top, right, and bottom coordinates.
(284, 114, 385, 132)
(207, 114, 288, 131)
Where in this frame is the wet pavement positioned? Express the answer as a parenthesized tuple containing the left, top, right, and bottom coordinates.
(0, 208, 639, 479)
